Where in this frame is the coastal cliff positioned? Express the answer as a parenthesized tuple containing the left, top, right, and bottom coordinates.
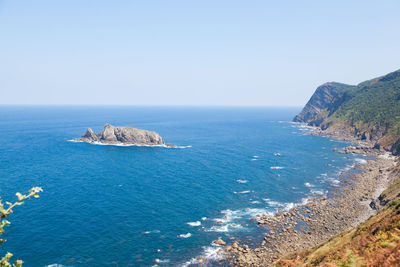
(293, 82, 356, 126)
(294, 69, 400, 155)
(223, 69, 400, 266)
(74, 124, 174, 147)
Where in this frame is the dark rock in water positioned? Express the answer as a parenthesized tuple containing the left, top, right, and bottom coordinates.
(74, 123, 175, 147)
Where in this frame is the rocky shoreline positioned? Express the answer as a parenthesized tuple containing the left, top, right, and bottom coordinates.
(218, 128, 398, 266)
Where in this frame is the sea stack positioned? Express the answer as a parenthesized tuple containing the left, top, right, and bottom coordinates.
(74, 124, 175, 147)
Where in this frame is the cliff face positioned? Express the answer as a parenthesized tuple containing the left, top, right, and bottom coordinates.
(293, 82, 356, 126)
(75, 124, 172, 147)
(294, 69, 400, 154)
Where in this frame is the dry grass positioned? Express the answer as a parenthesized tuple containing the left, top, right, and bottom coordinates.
(272, 173, 400, 267)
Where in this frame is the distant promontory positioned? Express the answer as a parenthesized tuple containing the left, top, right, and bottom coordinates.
(74, 124, 175, 147)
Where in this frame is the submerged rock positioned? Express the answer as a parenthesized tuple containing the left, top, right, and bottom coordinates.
(74, 123, 175, 147)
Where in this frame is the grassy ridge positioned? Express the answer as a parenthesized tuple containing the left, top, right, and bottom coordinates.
(333, 70, 400, 133)
(320, 69, 400, 153)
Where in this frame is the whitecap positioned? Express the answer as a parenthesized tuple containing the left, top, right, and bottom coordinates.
(142, 230, 160, 234)
(187, 221, 201, 227)
(236, 179, 248, 184)
(205, 224, 230, 232)
(201, 217, 207, 221)
(331, 179, 340, 185)
(176, 145, 192, 149)
(304, 182, 313, 187)
(154, 258, 170, 264)
(251, 159, 258, 161)
(238, 190, 250, 194)
(250, 200, 261, 204)
(180, 245, 224, 267)
(178, 233, 192, 238)
(245, 208, 273, 217)
(263, 198, 281, 207)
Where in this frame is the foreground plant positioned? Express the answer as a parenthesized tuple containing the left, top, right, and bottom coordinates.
(0, 187, 43, 267)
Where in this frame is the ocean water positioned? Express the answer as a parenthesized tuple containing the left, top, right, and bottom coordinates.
(0, 106, 365, 266)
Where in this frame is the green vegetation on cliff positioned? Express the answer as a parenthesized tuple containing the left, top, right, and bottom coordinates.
(295, 69, 400, 154)
(332, 70, 400, 134)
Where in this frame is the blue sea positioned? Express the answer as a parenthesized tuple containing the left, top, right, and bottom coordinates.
(0, 106, 365, 266)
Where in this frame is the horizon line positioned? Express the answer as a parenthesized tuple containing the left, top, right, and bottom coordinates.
(0, 104, 304, 108)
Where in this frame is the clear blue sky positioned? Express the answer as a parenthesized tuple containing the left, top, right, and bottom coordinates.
(1, 0, 399, 106)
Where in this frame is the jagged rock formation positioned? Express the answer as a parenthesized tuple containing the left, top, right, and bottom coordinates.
(74, 124, 175, 147)
(293, 82, 356, 126)
(294, 69, 400, 155)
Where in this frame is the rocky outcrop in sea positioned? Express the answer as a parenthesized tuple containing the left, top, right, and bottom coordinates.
(74, 124, 175, 147)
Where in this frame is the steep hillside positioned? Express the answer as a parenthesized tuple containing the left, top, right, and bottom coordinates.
(294, 69, 400, 154)
(293, 82, 356, 126)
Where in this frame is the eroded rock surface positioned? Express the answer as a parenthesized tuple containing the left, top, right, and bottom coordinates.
(74, 124, 174, 147)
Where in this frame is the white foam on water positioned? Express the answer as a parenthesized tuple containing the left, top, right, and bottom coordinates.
(250, 200, 261, 204)
(180, 245, 224, 267)
(238, 190, 250, 194)
(311, 189, 325, 195)
(343, 164, 353, 171)
(245, 208, 273, 217)
(355, 158, 367, 164)
(283, 203, 295, 212)
(263, 197, 310, 212)
(253, 155, 259, 158)
(212, 210, 238, 225)
(187, 221, 201, 227)
(205, 224, 230, 232)
(300, 197, 310, 205)
(236, 179, 248, 184)
(263, 198, 281, 206)
(154, 258, 170, 264)
(251, 158, 258, 161)
(304, 182, 313, 188)
(68, 139, 191, 149)
(206, 208, 260, 233)
(201, 217, 207, 221)
(142, 230, 160, 234)
(178, 233, 192, 238)
(176, 145, 192, 149)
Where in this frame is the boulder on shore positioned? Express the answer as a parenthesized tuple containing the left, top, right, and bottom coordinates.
(213, 239, 226, 246)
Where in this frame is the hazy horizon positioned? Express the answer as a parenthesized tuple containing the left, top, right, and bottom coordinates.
(1, 1, 400, 106)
